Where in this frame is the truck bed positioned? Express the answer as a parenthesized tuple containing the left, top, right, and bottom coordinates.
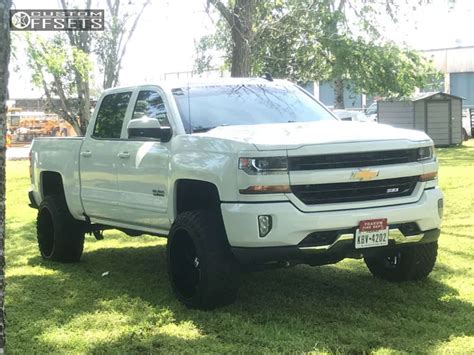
(30, 137, 85, 220)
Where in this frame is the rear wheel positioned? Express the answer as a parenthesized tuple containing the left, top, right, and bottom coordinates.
(364, 242, 438, 282)
(37, 196, 85, 262)
(167, 210, 240, 309)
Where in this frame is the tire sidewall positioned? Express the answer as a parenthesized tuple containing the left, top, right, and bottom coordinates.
(37, 196, 84, 262)
(38, 197, 60, 260)
(167, 221, 208, 306)
(166, 210, 239, 309)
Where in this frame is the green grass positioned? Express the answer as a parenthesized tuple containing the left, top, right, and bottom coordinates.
(5, 141, 474, 354)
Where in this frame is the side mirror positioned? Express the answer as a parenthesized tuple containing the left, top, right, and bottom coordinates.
(127, 117, 172, 142)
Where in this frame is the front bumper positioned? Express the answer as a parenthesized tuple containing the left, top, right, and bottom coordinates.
(232, 228, 440, 266)
(221, 187, 443, 263)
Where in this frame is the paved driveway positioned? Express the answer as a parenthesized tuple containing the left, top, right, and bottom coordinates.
(6, 146, 30, 160)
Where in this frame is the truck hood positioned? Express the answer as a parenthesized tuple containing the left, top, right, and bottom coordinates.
(197, 121, 431, 150)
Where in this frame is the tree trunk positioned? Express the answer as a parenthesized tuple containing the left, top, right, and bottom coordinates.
(76, 77, 90, 135)
(334, 77, 345, 109)
(0, 0, 11, 350)
(210, 0, 254, 77)
(230, 25, 252, 77)
(230, 0, 254, 77)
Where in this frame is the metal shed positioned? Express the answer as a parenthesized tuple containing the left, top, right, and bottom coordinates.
(377, 92, 463, 146)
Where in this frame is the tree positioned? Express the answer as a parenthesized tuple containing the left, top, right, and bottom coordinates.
(207, 0, 256, 77)
(95, 0, 152, 89)
(198, 0, 441, 108)
(24, 0, 94, 135)
(22, 0, 152, 134)
(25, 33, 92, 135)
(0, 0, 11, 350)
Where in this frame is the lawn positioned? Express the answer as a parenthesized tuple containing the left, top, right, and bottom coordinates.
(5, 141, 474, 354)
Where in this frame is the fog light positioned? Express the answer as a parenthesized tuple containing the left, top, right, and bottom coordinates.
(258, 215, 272, 238)
(438, 198, 444, 218)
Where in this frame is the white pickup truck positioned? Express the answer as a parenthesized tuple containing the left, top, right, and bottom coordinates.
(29, 78, 443, 309)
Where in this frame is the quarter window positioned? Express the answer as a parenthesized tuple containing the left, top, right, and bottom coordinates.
(132, 90, 169, 126)
(93, 92, 132, 139)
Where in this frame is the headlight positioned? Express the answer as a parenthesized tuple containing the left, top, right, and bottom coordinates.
(418, 146, 434, 161)
(238, 157, 288, 175)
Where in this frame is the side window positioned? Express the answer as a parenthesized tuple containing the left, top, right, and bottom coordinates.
(132, 90, 170, 126)
(93, 92, 132, 139)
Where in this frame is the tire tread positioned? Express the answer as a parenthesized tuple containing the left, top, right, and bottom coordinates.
(365, 242, 438, 282)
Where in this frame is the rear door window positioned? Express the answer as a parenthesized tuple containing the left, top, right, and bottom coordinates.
(93, 92, 132, 139)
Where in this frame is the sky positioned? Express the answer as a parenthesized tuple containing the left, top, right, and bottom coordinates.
(8, 0, 474, 98)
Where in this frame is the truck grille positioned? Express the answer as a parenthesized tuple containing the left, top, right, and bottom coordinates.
(291, 176, 419, 205)
(288, 149, 419, 171)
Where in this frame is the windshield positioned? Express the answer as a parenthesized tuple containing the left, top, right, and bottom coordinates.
(172, 83, 336, 133)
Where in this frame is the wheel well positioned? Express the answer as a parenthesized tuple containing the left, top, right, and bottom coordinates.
(175, 179, 220, 215)
(41, 171, 65, 199)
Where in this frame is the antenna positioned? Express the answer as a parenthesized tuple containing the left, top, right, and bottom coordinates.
(262, 72, 273, 82)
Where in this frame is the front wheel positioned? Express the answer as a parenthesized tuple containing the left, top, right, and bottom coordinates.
(166, 210, 240, 309)
(364, 242, 438, 282)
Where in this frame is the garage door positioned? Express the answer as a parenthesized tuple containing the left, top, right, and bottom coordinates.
(427, 101, 450, 146)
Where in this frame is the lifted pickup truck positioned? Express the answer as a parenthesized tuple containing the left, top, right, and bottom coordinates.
(29, 78, 443, 309)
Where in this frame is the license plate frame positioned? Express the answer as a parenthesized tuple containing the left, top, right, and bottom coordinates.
(355, 218, 389, 249)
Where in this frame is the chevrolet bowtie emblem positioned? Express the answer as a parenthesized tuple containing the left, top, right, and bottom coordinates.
(351, 169, 379, 181)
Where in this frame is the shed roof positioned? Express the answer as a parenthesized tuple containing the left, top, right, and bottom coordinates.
(411, 91, 464, 101)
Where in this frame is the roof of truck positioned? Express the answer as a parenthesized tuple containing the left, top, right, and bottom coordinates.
(103, 77, 293, 94)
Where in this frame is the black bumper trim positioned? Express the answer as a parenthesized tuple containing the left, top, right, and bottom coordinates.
(231, 229, 440, 266)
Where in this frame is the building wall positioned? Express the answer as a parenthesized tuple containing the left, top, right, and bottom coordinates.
(414, 100, 425, 131)
(450, 72, 474, 106)
(424, 46, 474, 74)
(422, 47, 474, 107)
(416, 98, 462, 146)
(378, 101, 414, 129)
(451, 98, 463, 144)
(425, 101, 451, 146)
(318, 81, 363, 108)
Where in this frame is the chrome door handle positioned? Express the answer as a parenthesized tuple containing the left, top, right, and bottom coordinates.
(117, 151, 130, 159)
(80, 150, 92, 158)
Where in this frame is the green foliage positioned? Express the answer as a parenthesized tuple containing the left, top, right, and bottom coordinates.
(5, 142, 474, 352)
(197, 0, 442, 101)
(94, 17, 121, 88)
(320, 38, 442, 98)
(25, 33, 92, 133)
(71, 46, 92, 81)
(94, 0, 152, 89)
(194, 27, 231, 74)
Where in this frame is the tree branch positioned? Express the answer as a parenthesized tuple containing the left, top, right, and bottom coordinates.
(115, 0, 152, 86)
(208, 0, 235, 26)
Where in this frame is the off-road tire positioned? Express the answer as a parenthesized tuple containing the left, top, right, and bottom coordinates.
(364, 242, 438, 282)
(37, 196, 85, 262)
(167, 210, 240, 309)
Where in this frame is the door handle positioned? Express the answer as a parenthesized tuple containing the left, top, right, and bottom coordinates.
(117, 151, 130, 159)
(80, 150, 92, 158)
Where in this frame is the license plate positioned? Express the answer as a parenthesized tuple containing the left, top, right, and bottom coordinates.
(355, 218, 389, 249)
